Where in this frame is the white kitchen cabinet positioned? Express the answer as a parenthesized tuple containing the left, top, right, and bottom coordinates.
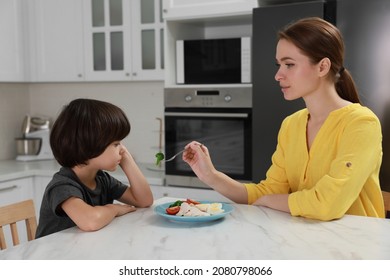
(162, 0, 258, 20)
(130, 0, 164, 80)
(0, 176, 46, 219)
(0, 0, 26, 82)
(0, 177, 34, 207)
(83, 0, 164, 81)
(28, 0, 84, 82)
(0, 177, 34, 246)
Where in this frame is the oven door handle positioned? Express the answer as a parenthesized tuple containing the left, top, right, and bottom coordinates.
(164, 112, 249, 118)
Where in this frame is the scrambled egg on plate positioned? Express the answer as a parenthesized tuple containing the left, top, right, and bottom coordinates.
(176, 202, 224, 217)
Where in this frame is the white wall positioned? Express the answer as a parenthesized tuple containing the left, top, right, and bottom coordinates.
(0, 81, 165, 164)
(0, 83, 30, 159)
(28, 81, 165, 164)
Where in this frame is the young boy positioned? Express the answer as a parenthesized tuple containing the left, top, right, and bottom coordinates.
(36, 98, 153, 238)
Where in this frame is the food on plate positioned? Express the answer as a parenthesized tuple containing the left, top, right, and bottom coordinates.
(168, 200, 185, 207)
(168, 198, 198, 208)
(155, 152, 165, 165)
(165, 199, 225, 217)
(166, 206, 180, 215)
(176, 202, 209, 216)
(203, 203, 225, 215)
(186, 198, 200, 205)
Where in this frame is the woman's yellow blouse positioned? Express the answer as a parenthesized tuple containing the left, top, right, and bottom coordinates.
(245, 104, 385, 220)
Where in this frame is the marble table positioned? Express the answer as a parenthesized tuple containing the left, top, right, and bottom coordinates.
(1, 197, 389, 260)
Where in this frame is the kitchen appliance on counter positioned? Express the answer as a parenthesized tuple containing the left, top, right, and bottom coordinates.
(15, 115, 54, 161)
(164, 86, 252, 189)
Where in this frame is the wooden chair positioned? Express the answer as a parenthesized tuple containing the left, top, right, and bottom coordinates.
(383, 191, 390, 218)
(0, 199, 37, 250)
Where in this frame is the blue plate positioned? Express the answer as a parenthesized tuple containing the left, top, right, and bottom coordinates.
(154, 201, 234, 222)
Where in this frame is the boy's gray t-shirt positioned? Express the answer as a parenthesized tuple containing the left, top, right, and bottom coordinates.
(36, 167, 128, 238)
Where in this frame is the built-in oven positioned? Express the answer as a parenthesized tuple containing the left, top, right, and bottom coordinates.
(164, 87, 252, 189)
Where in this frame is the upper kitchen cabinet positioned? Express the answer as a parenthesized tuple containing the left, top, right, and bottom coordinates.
(28, 0, 84, 82)
(162, 0, 257, 87)
(130, 0, 164, 80)
(162, 0, 258, 19)
(0, 0, 27, 82)
(83, 0, 164, 81)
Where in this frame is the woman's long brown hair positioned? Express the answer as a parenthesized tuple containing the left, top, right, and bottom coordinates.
(278, 17, 361, 104)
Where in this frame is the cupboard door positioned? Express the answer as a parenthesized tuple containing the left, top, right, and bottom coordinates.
(130, 0, 164, 80)
(30, 0, 84, 82)
(83, 0, 164, 81)
(0, 0, 25, 82)
(0, 178, 34, 207)
(84, 0, 132, 81)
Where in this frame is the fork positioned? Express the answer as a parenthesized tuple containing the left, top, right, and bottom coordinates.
(164, 149, 185, 162)
(164, 143, 203, 162)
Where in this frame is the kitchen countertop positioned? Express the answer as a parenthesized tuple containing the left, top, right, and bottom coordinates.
(1, 196, 389, 260)
(0, 160, 165, 186)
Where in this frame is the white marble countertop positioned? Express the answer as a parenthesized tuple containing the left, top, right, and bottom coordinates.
(1, 197, 389, 260)
(0, 159, 165, 186)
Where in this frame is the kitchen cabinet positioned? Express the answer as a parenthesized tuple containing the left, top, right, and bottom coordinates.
(0, 176, 46, 219)
(0, 177, 34, 246)
(0, 177, 34, 208)
(1, 0, 164, 82)
(0, 0, 26, 82)
(28, 0, 84, 82)
(83, 0, 164, 81)
(162, 0, 258, 20)
(130, 0, 164, 80)
(162, 0, 255, 87)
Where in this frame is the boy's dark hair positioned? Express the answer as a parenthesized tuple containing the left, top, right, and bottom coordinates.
(50, 98, 131, 167)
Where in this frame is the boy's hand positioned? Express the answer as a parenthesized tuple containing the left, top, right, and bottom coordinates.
(112, 203, 136, 217)
(119, 145, 134, 166)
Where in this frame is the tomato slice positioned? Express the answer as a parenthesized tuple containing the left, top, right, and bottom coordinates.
(186, 198, 200, 205)
(166, 206, 180, 215)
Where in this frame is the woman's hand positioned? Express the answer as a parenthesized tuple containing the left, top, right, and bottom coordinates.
(182, 141, 249, 204)
(182, 141, 216, 184)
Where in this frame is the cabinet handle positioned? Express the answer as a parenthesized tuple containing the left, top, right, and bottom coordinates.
(0, 185, 17, 191)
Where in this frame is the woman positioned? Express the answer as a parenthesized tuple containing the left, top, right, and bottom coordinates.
(183, 17, 384, 220)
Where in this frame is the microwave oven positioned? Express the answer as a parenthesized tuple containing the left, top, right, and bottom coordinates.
(176, 37, 251, 84)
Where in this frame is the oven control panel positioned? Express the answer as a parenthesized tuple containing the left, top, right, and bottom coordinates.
(165, 87, 252, 108)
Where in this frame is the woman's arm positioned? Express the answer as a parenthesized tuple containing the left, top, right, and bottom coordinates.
(117, 145, 154, 207)
(252, 194, 290, 213)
